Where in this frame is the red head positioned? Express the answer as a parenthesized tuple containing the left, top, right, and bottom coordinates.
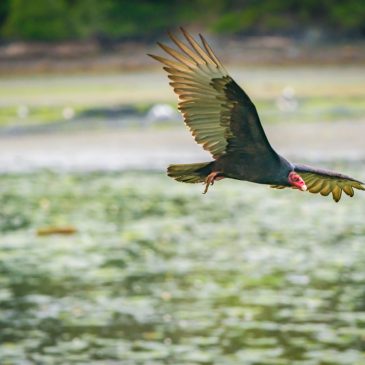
(288, 171, 307, 191)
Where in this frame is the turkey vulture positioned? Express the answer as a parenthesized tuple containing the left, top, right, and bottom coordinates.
(149, 28, 364, 202)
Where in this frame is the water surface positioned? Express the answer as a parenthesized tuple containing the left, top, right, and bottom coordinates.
(0, 170, 364, 364)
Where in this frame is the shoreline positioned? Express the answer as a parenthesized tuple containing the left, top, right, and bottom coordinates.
(1, 38, 364, 76)
(1, 121, 364, 173)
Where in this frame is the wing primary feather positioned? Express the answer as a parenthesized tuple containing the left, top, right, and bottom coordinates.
(164, 68, 208, 84)
(320, 183, 332, 196)
(168, 74, 202, 82)
(343, 185, 354, 197)
(174, 88, 219, 97)
(199, 33, 227, 72)
(148, 54, 189, 72)
(332, 185, 342, 202)
(355, 182, 365, 190)
(168, 32, 204, 64)
(166, 65, 211, 80)
(157, 42, 196, 68)
(179, 100, 221, 107)
(180, 27, 215, 65)
(309, 180, 324, 193)
(170, 83, 215, 93)
(168, 75, 210, 87)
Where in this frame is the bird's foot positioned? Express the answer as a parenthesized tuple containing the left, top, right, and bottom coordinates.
(203, 172, 224, 194)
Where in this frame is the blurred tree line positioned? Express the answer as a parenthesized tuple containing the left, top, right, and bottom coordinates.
(0, 0, 364, 42)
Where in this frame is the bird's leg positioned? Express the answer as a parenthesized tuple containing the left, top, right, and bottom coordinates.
(203, 171, 224, 194)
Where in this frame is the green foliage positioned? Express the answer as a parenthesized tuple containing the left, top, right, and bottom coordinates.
(330, 0, 365, 31)
(3, 0, 72, 41)
(99, 0, 178, 38)
(212, 0, 365, 35)
(0, 0, 10, 25)
(0, 0, 364, 41)
(213, 8, 260, 33)
(67, 0, 108, 39)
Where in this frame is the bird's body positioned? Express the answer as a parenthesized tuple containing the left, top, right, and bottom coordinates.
(149, 28, 364, 202)
(217, 152, 292, 186)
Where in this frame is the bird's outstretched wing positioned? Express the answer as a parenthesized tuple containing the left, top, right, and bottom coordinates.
(294, 164, 365, 202)
(148, 28, 277, 160)
(272, 164, 365, 202)
(271, 164, 365, 203)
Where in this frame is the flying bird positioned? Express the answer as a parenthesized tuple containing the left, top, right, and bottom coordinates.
(149, 28, 364, 202)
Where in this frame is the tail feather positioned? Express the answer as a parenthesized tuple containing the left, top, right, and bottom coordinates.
(167, 162, 213, 183)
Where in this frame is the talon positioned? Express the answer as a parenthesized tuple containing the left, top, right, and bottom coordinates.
(202, 172, 223, 194)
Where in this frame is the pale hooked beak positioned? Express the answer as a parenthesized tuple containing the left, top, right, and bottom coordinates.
(301, 184, 307, 191)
